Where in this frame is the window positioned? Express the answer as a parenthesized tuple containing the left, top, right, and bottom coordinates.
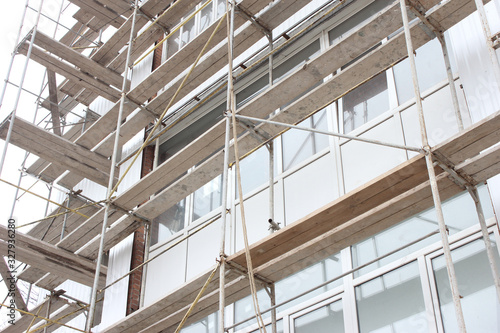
(238, 145, 270, 196)
(294, 300, 344, 333)
(151, 199, 186, 246)
(432, 237, 500, 332)
(393, 38, 451, 104)
(351, 185, 494, 277)
(192, 175, 222, 221)
(356, 261, 429, 332)
(342, 72, 389, 133)
(282, 109, 329, 171)
(165, 0, 226, 60)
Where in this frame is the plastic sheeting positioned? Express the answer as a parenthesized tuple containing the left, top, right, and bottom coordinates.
(94, 234, 134, 332)
(448, 1, 500, 218)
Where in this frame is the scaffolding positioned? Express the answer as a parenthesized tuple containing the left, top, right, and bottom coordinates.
(0, 0, 499, 332)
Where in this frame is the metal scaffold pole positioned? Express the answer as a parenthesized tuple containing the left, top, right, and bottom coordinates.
(0, 0, 45, 177)
(219, 1, 235, 331)
(399, 0, 467, 332)
(467, 186, 500, 301)
(85, 0, 140, 330)
(0, 0, 30, 109)
(473, 0, 500, 87)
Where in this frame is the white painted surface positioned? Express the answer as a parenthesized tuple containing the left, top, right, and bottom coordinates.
(284, 153, 338, 224)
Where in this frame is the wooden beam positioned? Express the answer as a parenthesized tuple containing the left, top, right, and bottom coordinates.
(18, 43, 121, 102)
(66, 0, 125, 28)
(26, 195, 101, 245)
(0, 296, 73, 333)
(0, 225, 107, 287)
(25, 115, 97, 178)
(106, 125, 500, 332)
(0, 259, 28, 314)
(47, 70, 62, 136)
(0, 116, 115, 187)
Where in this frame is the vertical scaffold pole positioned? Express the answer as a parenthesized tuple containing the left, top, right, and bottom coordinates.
(436, 34, 464, 131)
(468, 186, 500, 301)
(220, 1, 236, 331)
(473, 0, 500, 87)
(0, 0, 45, 177)
(140, 221, 151, 308)
(0, 0, 30, 109)
(399, 0, 467, 331)
(85, 0, 140, 330)
(269, 284, 277, 333)
(268, 141, 275, 234)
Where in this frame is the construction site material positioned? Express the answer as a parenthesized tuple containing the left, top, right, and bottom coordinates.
(101, 108, 500, 332)
(0, 225, 107, 288)
(0, 116, 115, 187)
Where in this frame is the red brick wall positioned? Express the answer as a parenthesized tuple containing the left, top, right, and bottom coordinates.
(125, 37, 162, 314)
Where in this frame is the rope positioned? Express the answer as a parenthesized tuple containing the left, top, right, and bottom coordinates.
(118, 0, 348, 166)
(26, 297, 46, 333)
(16, 199, 108, 229)
(226, 2, 266, 331)
(174, 262, 220, 333)
(0, 302, 87, 332)
(0, 178, 89, 219)
(27, 301, 90, 333)
(109, 12, 228, 199)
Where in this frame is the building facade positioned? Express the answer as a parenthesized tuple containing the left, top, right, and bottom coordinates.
(0, 0, 499, 332)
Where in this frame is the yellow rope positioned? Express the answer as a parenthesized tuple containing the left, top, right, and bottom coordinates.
(26, 298, 46, 333)
(0, 302, 86, 333)
(0, 178, 89, 219)
(132, 0, 214, 67)
(110, 12, 228, 199)
(27, 301, 91, 333)
(174, 262, 220, 333)
(16, 199, 108, 229)
(226, 1, 266, 331)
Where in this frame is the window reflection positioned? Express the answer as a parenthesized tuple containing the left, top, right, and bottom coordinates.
(351, 185, 494, 277)
(393, 38, 450, 104)
(342, 72, 389, 133)
(193, 175, 222, 221)
(151, 199, 185, 246)
(282, 109, 329, 171)
(356, 261, 429, 332)
(295, 300, 344, 333)
(432, 237, 500, 332)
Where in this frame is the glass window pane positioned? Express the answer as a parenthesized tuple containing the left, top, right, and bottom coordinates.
(236, 75, 269, 107)
(151, 199, 186, 246)
(200, 3, 213, 32)
(167, 30, 180, 58)
(182, 312, 218, 333)
(273, 39, 321, 84)
(356, 261, 429, 332)
(282, 109, 329, 171)
(393, 39, 448, 104)
(276, 253, 342, 312)
(181, 14, 196, 47)
(329, 0, 393, 45)
(294, 300, 344, 333)
(343, 72, 389, 132)
(249, 320, 283, 333)
(193, 175, 222, 221)
(216, 0, 226, 17)
(239, 145, 269, 196)
(432, 236, 500, 332)
(352, 185, 494, 277)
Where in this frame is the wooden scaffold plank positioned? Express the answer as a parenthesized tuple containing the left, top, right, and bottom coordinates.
(0, 115, 116, 187)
